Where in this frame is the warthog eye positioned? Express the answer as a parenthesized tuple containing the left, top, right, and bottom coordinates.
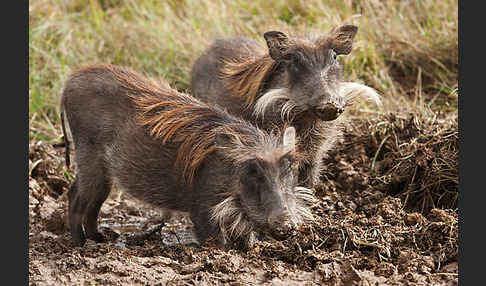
(330, 49, 338, 61)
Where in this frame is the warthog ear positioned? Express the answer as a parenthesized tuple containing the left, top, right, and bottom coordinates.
(264, 31, 291, 61)
(282, 126, 296, 152)
(329, 25, 358, 55)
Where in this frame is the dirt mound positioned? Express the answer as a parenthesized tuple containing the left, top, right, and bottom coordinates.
(28, 116, 458, 285)
(324, 113, 458, 214)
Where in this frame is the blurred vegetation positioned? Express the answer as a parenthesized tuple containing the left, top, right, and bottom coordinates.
(29, 0, 457, 140)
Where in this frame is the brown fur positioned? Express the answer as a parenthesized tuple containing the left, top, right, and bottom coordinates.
(219, 54, 278, 106)
(84, 64, 166, 95)
(131, 93, 293, 185)
(90, 64, 264, 185)
(74, 64, 302, 187)
(131, 90, 220, 185)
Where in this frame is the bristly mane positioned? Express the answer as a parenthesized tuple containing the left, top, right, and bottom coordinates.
(77, 64, 166, 96)
(97, 65, 264, 185)
(219, 51, 278, 106)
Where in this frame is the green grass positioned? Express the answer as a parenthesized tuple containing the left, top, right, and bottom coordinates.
(29, 0, 458, 142)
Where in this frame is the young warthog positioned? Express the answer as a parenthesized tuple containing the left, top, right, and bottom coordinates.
(191, 25, 381, 188)
(60, 64, 315, 247)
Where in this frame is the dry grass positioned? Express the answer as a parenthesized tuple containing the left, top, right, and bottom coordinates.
(321, 109, 458, 214)
(370, 114, 458, 213)
(29, 0, 458, 140)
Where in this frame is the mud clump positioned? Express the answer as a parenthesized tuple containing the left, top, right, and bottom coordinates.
(29, 140, 70, 235)
(29, 141, 70, 200)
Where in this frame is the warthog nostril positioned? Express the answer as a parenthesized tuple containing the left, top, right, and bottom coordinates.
(315, 103, 344, 121)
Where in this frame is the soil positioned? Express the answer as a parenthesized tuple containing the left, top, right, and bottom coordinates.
(28, 115, 458, 285)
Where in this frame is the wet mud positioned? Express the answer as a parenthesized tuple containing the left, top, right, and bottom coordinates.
(29, 115, 458, 285)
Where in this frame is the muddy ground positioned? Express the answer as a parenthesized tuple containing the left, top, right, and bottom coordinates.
(28, 114, 458, 285)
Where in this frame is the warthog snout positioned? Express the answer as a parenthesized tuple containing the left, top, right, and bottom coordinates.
(314, 103, 344, 121)
(267, 205, 293, 231)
